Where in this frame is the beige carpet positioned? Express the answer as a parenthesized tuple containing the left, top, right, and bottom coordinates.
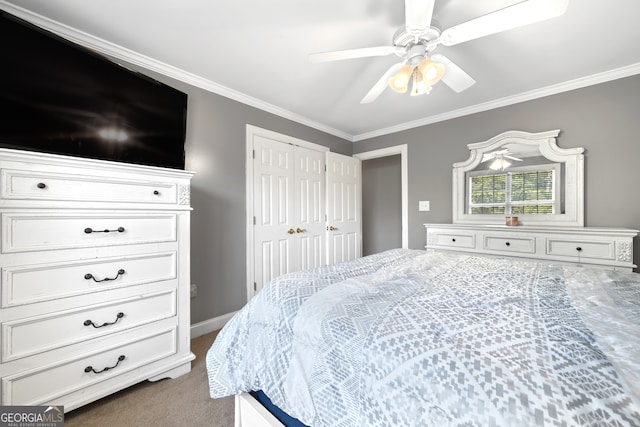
(64, 330, 234, 427)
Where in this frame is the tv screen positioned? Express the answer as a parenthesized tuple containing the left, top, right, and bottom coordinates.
(0, 11, 187, 170)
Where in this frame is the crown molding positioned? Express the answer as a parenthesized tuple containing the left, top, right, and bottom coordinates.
(0, 1, 353, 142)
(353, 62, 640, 142)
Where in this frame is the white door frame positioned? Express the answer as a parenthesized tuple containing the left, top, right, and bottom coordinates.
(353, 145, 408, 249)
(246, 125, 328, 301)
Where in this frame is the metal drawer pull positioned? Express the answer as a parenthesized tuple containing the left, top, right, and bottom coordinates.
(576, 247, 583, 252)
(84, 355, 125, 374)
(84, 227, 125, 234)
(37, 182, 47, 189)
(505, 242, 511, 247)
(153, 190, 160, 195)
(452, 238, 456, 242)
(84, 312, 125, 328)
(85, 269, 125, 283)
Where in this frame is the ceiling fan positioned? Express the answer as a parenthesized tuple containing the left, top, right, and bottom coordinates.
(309, 0, 570, 103)
(482, 149, 523, 170)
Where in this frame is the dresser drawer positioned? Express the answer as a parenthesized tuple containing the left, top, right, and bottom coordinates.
(2, 212, 177, 253)
(1, 167, 179, 205)
(483, 235, 536, 254)
(1, 326, 177, 406)
(2, 289, 177, 362)
(428, 230, 476, 249)
(545, 238, 614, 260)
(2, 251, 177, 307)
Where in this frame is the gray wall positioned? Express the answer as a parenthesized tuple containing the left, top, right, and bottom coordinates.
(118, 63, 352, 323)
(354, 74, 640, 267)
(362, 155, 402, 255)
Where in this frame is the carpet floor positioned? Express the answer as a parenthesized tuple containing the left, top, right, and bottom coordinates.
(64, 330, 234, 427)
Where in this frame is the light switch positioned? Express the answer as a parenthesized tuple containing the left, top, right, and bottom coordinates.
(419, 200, 430, 211)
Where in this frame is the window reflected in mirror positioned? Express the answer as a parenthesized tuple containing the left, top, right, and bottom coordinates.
(467, 163, 562, 215)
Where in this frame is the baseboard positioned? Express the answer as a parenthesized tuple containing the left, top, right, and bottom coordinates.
(190, 311, 238, 338)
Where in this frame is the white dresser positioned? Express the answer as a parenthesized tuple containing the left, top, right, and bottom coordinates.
(425, 223, 637, 271)
(0, 148, 194, 411)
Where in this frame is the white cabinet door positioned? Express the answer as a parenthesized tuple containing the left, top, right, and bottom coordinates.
(252, 136, 326, 293)
(326, 152, 361, 264)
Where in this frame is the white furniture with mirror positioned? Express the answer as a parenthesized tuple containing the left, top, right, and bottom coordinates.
(438, 129, 637, 271)
(452, 129, 584, 227)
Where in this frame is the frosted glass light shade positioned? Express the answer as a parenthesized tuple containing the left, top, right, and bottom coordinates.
(388, 65, 413, 93)
(490, 158, 511, 170)
(418, 58, 445, 86)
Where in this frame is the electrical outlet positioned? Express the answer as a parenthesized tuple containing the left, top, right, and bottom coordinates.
(419, 200, 430, 211)
(190, 283, 197, 299)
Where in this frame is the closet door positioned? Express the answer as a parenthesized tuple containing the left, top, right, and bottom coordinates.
(326, 152, 362, 264)
(253, 136, 295, 291)
(253, 137, 326, 293)
(294, 147, 326, 271)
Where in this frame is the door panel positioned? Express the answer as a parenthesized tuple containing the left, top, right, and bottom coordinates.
(326, 152, 361, 264)
(253, 137, 295, 291)
(294, 147, 326, 270)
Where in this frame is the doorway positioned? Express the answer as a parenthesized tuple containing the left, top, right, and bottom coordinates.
(362, 155, 402, 255)
(354, 145, 408, 254)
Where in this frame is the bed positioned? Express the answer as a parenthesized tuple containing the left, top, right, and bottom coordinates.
(206, 243, 640, 426)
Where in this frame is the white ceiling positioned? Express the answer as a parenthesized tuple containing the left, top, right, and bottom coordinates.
(3, 0, 640, 141)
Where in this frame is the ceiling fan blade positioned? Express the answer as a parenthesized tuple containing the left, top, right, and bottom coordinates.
(361, 62, 405, 104)
(309, 46, 399, 62)
(440, 0, 569, 46)
(431, 54, 475, 93)
(405, 0, 436, 33)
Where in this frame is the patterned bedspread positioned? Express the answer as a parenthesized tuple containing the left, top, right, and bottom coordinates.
(206, 249, 640, 426)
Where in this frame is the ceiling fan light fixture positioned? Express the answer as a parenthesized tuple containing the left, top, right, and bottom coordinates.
(418, 57, 445, 86)
(410, 69, 431, 96)
(490, 158, 511, 171)
(388, 64, 413, 93)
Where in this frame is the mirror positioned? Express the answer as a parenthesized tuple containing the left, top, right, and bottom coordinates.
(453, 130, 585, 226)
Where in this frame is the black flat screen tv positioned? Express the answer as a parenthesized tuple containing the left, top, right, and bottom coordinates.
(0, 10, 187, 169)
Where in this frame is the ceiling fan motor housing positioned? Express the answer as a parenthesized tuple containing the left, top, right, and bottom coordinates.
(393, 26, 441, 48)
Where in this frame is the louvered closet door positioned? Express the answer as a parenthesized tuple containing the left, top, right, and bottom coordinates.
(253, 137, 326, 293)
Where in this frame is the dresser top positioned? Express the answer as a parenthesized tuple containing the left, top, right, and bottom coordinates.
(424, 223, 638, 237)
(0, 148, 195, 179)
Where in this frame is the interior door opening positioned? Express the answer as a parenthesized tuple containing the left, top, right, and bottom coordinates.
(362, 155, 402, 256)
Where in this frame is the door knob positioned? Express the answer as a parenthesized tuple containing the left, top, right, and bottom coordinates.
(328, 225, 337, 231)
(287, 228, 295, 235)
(296, 228, 303, 233)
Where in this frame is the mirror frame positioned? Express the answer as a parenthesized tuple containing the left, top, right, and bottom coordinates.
(452, 130, 585, 227)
